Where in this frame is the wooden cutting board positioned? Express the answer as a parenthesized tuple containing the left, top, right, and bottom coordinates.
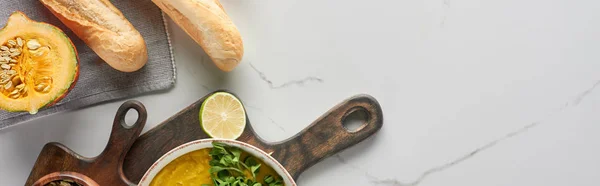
(25, 91, 384, 185)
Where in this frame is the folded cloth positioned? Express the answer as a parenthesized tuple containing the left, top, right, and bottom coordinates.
(0, 0, 176, 130)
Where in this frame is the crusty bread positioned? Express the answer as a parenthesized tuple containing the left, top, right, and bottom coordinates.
(40, 0, 148, 72)
(152, 0, 244, 72)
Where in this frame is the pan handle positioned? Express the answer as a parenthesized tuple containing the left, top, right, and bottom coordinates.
(270, 95, 383, 180)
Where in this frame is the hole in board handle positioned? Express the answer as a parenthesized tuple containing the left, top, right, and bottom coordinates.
(123, 108, 139, 128)
(342, 108, 370, 132)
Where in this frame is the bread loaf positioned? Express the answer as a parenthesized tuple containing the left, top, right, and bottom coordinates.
(152, 0, 244, 72)
(40, 0, 148, 72)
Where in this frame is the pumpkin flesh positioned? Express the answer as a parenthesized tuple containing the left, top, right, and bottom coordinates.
(0, 12, 78, 114)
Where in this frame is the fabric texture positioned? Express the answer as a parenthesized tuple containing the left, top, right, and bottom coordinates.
(0, 0, 176, 130)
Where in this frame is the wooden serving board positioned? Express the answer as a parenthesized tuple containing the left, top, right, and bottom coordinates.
(26, 91, 383, 185)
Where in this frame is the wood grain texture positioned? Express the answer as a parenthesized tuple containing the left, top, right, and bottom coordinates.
(122, 91, 383, 183)
(25, 100, 147, 186)
(122, 91, 271, 183)
(269, 95, 383, 179)
(27, 91, 384, 185)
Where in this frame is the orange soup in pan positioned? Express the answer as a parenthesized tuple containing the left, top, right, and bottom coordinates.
(150, 146, 282, 186)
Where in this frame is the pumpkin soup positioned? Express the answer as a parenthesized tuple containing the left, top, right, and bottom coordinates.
(150, 149, 212, 185)
(150, 142, 284, 186)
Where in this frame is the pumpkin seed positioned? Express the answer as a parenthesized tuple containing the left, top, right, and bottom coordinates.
(0, 37, 64, 99)
(42, 85, 50, 92)
(16, 37, 23, 47)
(35, 84, 45, 91)
(45, 179, 82, 186)
(4, 81, 12, 89)
(26, 39, 41, 50)
(10, 50, 20, 57)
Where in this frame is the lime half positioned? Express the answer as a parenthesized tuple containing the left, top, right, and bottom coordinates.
(200, 92, 246, 139)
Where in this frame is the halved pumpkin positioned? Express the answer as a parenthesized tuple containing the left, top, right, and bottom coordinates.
(0, 12, 79, 114)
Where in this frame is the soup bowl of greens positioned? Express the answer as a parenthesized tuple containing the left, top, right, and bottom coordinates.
(139, 139, 295, 186)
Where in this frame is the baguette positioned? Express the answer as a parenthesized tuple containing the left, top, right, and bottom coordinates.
(40, 0, 148, 72)
(152, 0, 243, 72)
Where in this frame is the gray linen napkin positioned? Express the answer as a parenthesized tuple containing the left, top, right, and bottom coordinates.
(0, 0, 176, 130)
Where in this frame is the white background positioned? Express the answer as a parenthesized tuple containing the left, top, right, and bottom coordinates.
(2, 0, 600, 185)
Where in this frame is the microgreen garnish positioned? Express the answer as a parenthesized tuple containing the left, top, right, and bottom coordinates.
(208, 142, 284, 186)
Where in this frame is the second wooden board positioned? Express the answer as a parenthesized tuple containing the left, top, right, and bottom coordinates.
(123, 91, 384, 183)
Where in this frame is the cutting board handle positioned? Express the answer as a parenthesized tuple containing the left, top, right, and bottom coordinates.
(26, 100, 148, 186)
(98, 100, 147, 185)
(270, 95, 383, 180)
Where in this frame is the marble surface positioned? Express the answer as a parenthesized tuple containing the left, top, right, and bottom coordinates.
(1, 0, 600, 185)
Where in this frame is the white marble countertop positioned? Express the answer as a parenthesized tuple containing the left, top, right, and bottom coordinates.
(2, 0, 600, 185)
